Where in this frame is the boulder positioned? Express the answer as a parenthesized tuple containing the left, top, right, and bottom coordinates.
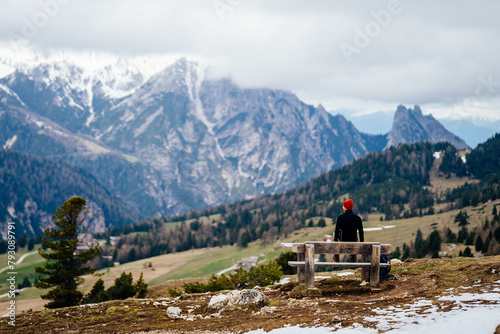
(208, 294, 229, 310)
(226, 290, 242, 305)
(166, 306, 183, 319)
(235, 289, 266, 306)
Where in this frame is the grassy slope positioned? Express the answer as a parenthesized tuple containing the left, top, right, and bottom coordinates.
(2, 255, 499, 334)
(2, 195, 498, 313)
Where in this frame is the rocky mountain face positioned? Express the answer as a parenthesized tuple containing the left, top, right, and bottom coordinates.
(0, 49, 469, 228)
(386, 105, 469, 150)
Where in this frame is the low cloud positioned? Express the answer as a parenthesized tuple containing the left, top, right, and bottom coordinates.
(1, 0, 499, 119)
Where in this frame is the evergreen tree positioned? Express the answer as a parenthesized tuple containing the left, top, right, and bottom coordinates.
(128, 247, 137, 262)
(22, 276, 32, 288)
(390, 246, 401, 260)
(107, 272, 136, 300)
(276, 251, 298, 275)
(0, 239, 7, 254)
(428, 230, 442, 253)
(134, 272, 148, 298)
(27, 238, 35, 251)
(446, 228, 457, 243)
(483, 235, 492, 254)
(493, 205, 498, 216)
(18, 233, 27, 248)
(35, 197, 101, 308)
(84, 279, 108, 304)
(402, 247, 410, 261)
(462, 246, 473, 257)
(475, 235, 484, 252)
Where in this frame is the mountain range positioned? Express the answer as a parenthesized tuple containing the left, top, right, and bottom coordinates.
(0, 48, 470, 234)
(342, 110, 498, 149)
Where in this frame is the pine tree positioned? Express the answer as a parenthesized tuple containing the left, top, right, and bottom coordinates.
(134, 272, 148, 298)
(27, 238, 35, 251)
(107, 272, 136, 300)
(35, 197, 101, 308)
(475, 235, 484, 252)
(463, 246, 473, 257)
(22, 276, 32, 288)
(428, 230, 442, 253)
(83, 279, 108, 303)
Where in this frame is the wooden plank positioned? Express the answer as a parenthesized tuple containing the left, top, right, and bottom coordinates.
(370, 244, 381, 286)
(305, 243, 316, 289)
(288, 261, 390, 268)
(361, 254, 370, 282)
(289, 242, 392, 255)
(297, 252, 305, 283)
(293, 242, 382, 255)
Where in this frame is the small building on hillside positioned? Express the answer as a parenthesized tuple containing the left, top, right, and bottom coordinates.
(77, 233, 98, 251)
(236, 256, 259, 269)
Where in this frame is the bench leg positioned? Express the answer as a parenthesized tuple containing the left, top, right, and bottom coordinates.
(297, 252, 305, 283)
(370, 244, 381, 286)
(361, 254, 370, 282)
(305, 244, 316, 289)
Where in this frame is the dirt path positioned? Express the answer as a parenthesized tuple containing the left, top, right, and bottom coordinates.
(0, 251, 37, 274)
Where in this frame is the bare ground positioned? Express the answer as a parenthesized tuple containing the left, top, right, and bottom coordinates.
(1, 256, 499, 334)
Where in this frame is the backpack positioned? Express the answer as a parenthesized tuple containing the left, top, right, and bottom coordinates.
(379, 253, 394, 281)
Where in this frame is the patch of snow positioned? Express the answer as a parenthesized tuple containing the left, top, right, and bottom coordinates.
(134, 107, 163, 138)
(3, 135, 17, 149)
(461, 155, 466, 163)
(244, 288, 500, 334)
(7, 206, 16, 218)
(278, 277, 291, 284)
(433, 151, 441, 159)
(185, 61, 215, 133)
(0, 61, 14, 78)
(364, 225, 396, 232)
(84, 78, 95, 126)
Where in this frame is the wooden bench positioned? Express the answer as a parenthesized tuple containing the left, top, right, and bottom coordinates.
(281, 241, 392, 288)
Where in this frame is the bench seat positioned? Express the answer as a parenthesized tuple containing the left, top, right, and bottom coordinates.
(288, 261, 391, 268)
(282, 241, 392, 288)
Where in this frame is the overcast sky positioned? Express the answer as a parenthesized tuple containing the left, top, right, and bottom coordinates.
(1, 0, 499, 121)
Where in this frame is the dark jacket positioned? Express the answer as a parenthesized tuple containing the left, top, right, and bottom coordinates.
(334, 210, 364, 242)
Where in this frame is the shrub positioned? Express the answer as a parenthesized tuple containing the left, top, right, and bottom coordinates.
(107, 272, 136, 300)
(134, 273, 148, 298)
(249, 260, 283, 287)
(276, 251, 297, 275)
(183, 261, 283, 294)
(84, 279, 108, 304)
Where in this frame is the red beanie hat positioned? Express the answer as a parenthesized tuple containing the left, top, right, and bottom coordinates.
(343, 199, 353, 210)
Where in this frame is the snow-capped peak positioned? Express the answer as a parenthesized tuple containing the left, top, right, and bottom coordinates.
(0, 43, 185, 100)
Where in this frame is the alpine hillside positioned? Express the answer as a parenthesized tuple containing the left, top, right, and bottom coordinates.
(0, 48, 469, 227)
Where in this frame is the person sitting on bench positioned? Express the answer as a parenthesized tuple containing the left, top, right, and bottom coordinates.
(333, 199, 364, 262)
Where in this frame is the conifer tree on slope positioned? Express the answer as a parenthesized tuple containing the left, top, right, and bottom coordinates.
(35, 196, 101, 308)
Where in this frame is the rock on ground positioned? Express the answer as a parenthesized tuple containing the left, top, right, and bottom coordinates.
(166, 306, 183, 319)
(208, 294, 229, 310)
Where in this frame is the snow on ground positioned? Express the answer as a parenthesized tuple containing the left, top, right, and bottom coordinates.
(244, 281, 500, 334)
(364, 225, 396, 232)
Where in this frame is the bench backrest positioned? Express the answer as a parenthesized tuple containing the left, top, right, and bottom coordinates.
(291, 242, 392, 255)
